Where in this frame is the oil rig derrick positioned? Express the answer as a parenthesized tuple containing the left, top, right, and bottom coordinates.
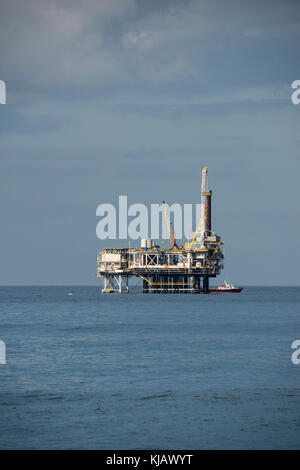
(96, 168, 224, 294)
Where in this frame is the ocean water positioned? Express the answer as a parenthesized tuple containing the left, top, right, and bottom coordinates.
(0, 286, 299, 449)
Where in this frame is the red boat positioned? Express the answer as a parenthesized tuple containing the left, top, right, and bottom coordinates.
(209, 280, 243, 293)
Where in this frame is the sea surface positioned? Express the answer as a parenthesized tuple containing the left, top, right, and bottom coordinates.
(0, 286, 299, 449)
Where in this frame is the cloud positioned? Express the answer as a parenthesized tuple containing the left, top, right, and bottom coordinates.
(113, 98, 288, 119)
(0, 106, 61, 134)
(123, 30, 164, 50)
(0, 0, 299, 95)
(0, 0, 136, 91)
(123, 0, 300, 50)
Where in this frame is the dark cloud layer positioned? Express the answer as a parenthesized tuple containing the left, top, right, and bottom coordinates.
(0, 0, 299, 95)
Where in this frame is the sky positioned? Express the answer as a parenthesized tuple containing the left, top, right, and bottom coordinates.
(0, 0, 299, 285)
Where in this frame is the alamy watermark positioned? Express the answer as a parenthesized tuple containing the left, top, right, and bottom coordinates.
(0, 340, 6, 365)
(291, 80, 300, 105)
(0, 80, 6, 104)
(96, 196, 205, 241)
(291, 340, 300, 365)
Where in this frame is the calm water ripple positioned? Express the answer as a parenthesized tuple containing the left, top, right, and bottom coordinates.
(0, 286, 299, 449)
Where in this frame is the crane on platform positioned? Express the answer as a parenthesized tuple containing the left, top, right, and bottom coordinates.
(185, 204, 208, 250)
(162, 201, 177, 250)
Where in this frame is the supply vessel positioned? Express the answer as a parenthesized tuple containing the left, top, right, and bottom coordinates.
(209, 281, 243, 293)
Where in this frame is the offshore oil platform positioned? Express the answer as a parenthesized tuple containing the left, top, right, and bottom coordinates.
(96, 168, 224, 294)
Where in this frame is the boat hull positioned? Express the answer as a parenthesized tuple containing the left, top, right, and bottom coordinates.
(209, 287, 243, 293)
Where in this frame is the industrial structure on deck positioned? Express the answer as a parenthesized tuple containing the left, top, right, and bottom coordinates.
(96, 168, 224, 294)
